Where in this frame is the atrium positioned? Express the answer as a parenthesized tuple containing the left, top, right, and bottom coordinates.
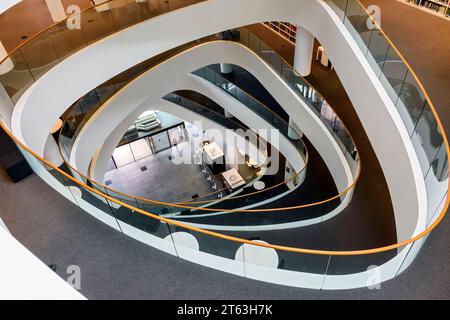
(0, 0, 448, 301)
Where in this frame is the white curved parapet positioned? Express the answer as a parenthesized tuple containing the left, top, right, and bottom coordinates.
(1, 0, 447, 290)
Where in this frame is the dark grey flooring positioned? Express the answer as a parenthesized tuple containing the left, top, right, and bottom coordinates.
(0, 0, 449, 299)
(0, 166, 449, 299)
(104, 146, 214, 203)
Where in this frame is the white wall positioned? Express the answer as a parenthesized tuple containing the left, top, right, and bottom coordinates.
(0, 224, 85, 300)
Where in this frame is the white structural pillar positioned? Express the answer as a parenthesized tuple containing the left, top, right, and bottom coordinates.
(45, 0, 66, 22)
(220, 63, 233, 74)
(294, 26, 314, 77)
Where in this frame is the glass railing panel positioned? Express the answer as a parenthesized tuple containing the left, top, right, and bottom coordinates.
(240, 241, 330, 289)
(365, 30, 390, 79)
(428, 142, 449, 183)
(397, 71, 427, 136)
(259, 40, 273, 63)
(107, 0, 143, 30)
(411, 102, 444, 177)
(269, 51, 283, 74)
(231, 26, 355, 165)
(276, 250, 330, 281)
(342, 0, 373, 55)
(19, 37, 61, 80)
(326, 246, 401, 276)
(238, 28, 250, 47)
(95, 80, 118, 104)
(0, 0, 205, 103)
(378, 46, 409, 104)
(0, 51, 35, 103)
(47, 24, 87, 60)
(136, 200, 177, 216)
(80, 7, 117, 44)
(248, 31, 260, 53)
(77, 180, 119, 218)
(80, 90, 102, 115)
(236, 87, 249, 106)
(168, 224, 246, 276)
(117, 205, 173, 240)
(281, 61, 295, 87)
(326, 0, 348, 22)
(325, 0, 447, 183)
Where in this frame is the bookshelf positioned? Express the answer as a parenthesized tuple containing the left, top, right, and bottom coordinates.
(263, 22, 297, 43)
(402, 0, 450, 18)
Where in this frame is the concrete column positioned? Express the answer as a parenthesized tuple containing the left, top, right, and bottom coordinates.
(287, 118, 303, 140)
(220, 63, 233, 74)
(45, 0, 67, 22)
(294, 26, 314, 77)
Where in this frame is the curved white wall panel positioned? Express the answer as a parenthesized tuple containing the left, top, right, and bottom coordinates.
(72, 69, 307, 181)
(7, 0, 436, 290)
(10, 0, 426, 244)
(70, 42, 351, 208)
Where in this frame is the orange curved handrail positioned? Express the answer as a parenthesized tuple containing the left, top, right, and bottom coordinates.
(0, 0, 447, 257)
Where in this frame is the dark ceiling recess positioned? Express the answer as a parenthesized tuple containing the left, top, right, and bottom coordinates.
(0, 127, 33, 182)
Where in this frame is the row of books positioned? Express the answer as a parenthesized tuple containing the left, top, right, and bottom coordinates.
(405, 0, 450, 17)
(263, 22, 297, 43)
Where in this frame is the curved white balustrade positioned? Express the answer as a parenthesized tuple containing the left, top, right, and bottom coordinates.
(2, 0, 444, 289)
(10, 0, 426, 245)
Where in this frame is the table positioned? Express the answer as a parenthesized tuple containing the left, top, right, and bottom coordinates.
(202, 142, 224, 164)
(221, 168, 246, 190)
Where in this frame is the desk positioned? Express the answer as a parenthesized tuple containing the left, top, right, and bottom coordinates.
(221, 168, 246, 190)
(203, 142, 224, 164)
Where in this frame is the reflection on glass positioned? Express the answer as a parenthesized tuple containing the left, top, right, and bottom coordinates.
(130, 138, 153, 161)
(112, 144, 135, 167)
